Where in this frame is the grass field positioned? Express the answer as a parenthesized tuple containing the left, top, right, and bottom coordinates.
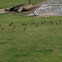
(0, 0, 62, 62)
(0, 0, 45, 8)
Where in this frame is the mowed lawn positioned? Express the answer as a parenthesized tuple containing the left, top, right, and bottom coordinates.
(0, 0, 45, 8)
(0, 13, 62, 62)
(0, 0, 62, 62)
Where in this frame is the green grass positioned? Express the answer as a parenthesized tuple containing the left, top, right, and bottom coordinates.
(0, 0, 46, 8)
(0, 0, 62, 62)
(0, 13, 62, 62)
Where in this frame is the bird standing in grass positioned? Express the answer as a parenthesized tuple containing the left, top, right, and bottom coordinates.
(22, 23, 27, 26)
(24, 24, 27, 25)
(9, 22, 13, 26)
(50, 21, 53, 24)
(41, 21, 44, 24)
(13, 25, 15, 29)
(24, 27, 26, 31)
(44, 20, 46, 23)
(56, 22, 58, 25)
(41, 21, 42, 23)
(1, 27, 4, 30)
(0, 24, 4, 30)
(36, 23, 38, 27)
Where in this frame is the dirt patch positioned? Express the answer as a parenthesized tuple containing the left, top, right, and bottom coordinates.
(0, 9, 6, 14)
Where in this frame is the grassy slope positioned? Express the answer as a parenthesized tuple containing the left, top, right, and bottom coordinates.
(0, 0, 45, 8)
(0, 0, 62, 62)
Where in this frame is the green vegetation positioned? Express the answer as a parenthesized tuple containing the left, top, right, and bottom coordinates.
(0, 13, 62, 62)
(0, 0, 45, 8)
(0, 0, 62, 62)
